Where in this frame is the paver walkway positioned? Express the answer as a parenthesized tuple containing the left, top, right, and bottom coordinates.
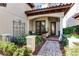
(37, 40, 62, 56)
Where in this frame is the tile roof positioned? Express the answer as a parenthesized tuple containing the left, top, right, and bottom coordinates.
(25, 3, 73, 16)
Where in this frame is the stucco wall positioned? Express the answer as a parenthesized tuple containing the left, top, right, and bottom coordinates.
(0, 3, 32, 35)
(66, 17, 79, 27)
(63, 3, 79, 28)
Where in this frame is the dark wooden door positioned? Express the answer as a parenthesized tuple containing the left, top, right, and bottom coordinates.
(50, 22, 56, 35)
(36, 21, 45, 35)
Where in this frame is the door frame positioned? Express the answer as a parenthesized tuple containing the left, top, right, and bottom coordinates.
(50, 22, 56, 35)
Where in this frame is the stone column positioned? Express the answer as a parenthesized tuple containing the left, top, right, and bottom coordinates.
(59, 17, 63, 41)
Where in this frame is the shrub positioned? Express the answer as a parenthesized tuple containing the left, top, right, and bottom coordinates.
(0, 41, 32, 56)
(10, 35, 27, 47)
(0, 41, 17, 56)
(13, 46, 32, 56)
(16, 35, 26, 47)
(35, 35, 43, 46)
(63, 25, 79, 35)
(59, 35, 68, 46)
(63, 27, 74, 34)
(10, 36, 17, 45)
(74, 25, 79, 34)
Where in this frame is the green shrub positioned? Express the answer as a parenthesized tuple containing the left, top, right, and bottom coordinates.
(13, 46, 32, 56)
(0, 41, 32, 56)
(63, 25, 79, 35)
(35, 35, 43, 46)
(0, 41, 17, 56)
(16, 35, 27, 47)
(63, 27, 74, 34)
(59, 35, 68, 46)
(74, 25, 79, 34)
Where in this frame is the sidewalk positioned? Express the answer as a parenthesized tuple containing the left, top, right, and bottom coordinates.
(37, 40, 62, 56)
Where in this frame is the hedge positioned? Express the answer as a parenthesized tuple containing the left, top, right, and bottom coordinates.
(63, 25, 79, 35)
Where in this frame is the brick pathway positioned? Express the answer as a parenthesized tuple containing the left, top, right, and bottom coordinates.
(37, 40, 62, 56)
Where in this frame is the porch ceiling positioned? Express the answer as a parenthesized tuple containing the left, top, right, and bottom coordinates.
(25, 3, 73, 16)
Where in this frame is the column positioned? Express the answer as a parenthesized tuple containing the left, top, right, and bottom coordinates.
(46, 19, 48, 31)
(59, 17, 63, 41)
(26, 18, 29, 34)
(46, 19, 49, 36)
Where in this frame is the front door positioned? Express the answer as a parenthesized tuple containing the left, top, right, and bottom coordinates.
(50, 22, 56, 35)
(36, 21, 45, 35)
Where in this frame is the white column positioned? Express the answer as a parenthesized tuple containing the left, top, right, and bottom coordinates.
(46, 19, 48, 31)
(46, 19, 49, 36)
(26, 18, 29, 34)
(59, 17, 63, 41)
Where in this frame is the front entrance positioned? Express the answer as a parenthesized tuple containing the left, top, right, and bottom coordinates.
(36, 21, 45, 35)
(50, 22, 56, 35)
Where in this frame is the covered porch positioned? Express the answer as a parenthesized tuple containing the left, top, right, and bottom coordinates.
(25, 3, 72, 40)
(26, 12, 64, 41)
(29, 16, 60, 36)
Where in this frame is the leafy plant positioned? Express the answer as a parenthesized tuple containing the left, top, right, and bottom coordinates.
(63, 25, 79, 35)
(13, 46, 32, 56)
(10, 35, 27, 47)
(16, 35, 26, 47)
(0, 41, 32, 56)
(0, 41, 17, 56)
(59, 35, 68, 46)
(63, 27, 74, 34)
(35, 35, 43, 46)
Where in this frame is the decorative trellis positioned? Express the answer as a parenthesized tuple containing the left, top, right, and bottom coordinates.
(13, 20, 25, 37)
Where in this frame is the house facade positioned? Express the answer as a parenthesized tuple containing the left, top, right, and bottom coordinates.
(0, 3, 33, 37)
(0, 3, 79, 40)
(25, 3, 73, 38)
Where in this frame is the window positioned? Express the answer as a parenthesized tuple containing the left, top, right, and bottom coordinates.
(0, 3, 7, 7)
(13, 20, 25, 37)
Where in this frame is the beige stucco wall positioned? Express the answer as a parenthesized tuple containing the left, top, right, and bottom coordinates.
(66, 17, 79, 27)
(63, 3, 79, 28)
(0, 3, 32, 35)
(28, 12, 64, 20)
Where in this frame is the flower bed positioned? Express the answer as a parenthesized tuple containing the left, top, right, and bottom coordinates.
(0, 41, 32, 56)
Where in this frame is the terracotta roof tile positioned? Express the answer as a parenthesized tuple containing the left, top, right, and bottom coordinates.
(25, 3, 74, 16)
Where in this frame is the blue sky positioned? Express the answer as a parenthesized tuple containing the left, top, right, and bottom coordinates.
(34, 3, 45, 9)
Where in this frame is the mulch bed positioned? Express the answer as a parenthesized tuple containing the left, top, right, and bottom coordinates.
(33, 42, 45, 55)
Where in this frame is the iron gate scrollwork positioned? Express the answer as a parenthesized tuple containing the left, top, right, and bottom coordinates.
(13, 20, 25, 37)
